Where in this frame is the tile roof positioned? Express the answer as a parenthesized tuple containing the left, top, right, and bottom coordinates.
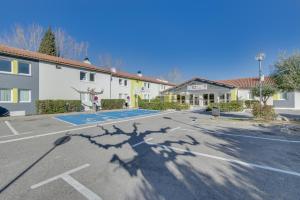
(216, 77, 275, 88)
(0, 44, 175, 86)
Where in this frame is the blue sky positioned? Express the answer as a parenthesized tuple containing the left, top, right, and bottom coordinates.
(0, 0, 300, 80)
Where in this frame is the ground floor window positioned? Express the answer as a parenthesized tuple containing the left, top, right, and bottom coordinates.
(19, 89, 31, 103)
(209, 94, 214, 104)
(181, 96, 185, 104)
(219, 94, 225, 102)
(279, 92, 288, 100)
(0, 89, 12, 103)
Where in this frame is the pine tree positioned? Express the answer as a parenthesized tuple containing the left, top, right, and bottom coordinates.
(38, 27, 57, 56)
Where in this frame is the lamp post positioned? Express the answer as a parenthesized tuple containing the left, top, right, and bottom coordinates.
(255, 53, 265, 114)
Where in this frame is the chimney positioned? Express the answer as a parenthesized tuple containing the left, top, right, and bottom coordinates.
(83, 57, 91, 65)
(137, 70, 142, 77)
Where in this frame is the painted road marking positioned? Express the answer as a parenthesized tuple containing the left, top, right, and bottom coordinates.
(147, 142, 300, 177)
(0, 111, 176, 144)
(132, 138, 153, 147)
(173, 127, 300, 143)
(31, 164, 102, 200)
(4, 121, 19, 135)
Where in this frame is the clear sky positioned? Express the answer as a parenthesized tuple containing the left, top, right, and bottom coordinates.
(0, 0, 300, 81)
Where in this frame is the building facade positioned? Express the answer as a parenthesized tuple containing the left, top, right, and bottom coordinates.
(163, 77, 300, 109)
(0, 45, 174, 116)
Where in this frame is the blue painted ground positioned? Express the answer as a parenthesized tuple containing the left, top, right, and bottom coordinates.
(55, 109, 160, 125)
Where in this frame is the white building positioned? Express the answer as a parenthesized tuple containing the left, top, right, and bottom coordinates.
(0, 44, 174, 115)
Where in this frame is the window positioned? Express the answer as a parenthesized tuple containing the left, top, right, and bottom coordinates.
(249, 92, 255, 100)
(89, 73, 95, 82)
(0, 59, 12, 73)
(144, 82, 147, 87)
(279, 92, 288, 100)
(119, 93, 123, 99)
(18, 62, 30, 75)
(148, 83, 150, 88)
(0, 89, 12, 102)
(124, 79, 128, 86)
(19, 89, 31, 102)
(119, 79, 123, 86)
(80, 71, 87, 81)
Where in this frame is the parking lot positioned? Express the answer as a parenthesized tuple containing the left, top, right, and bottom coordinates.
(0, 109, 300, 200)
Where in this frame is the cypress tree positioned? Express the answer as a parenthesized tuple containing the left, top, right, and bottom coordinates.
(38, 27, 57, 56)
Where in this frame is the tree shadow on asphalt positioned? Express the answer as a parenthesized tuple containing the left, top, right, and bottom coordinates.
(69, 122, 286, 200)
(0, 135, 71, 194)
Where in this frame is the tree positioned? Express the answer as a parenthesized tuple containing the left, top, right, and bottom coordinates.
(0, 24, 44, 51)
(54, 28, 89, 60)
(165, 67, 183, 84)
(38, 27, 57, 56)
(98, 53, 123, 69)
(0, 24, 89, 59)
(271, 53, 300, 91)
(251, 85, 277, 105)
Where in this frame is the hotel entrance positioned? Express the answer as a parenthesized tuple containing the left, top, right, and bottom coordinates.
(162, 77, 235, 107)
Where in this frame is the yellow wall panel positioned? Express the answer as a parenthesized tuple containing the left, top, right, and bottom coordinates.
(12, 88, 18, 103)
(12, 60, 18, 74)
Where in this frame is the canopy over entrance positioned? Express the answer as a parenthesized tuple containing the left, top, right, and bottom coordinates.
(161, 77, 236, 106)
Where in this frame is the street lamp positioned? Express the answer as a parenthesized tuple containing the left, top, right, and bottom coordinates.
(255, 53, 265, 113)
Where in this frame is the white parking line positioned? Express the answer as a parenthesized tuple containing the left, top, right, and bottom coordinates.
(132, 138, 153, 147)
(4, 121, 19, 135)
(31, 164, 102, 200)
(0, 111, 175, 144)
(147, 142, 300, 177)
(174, 127, 300, 143)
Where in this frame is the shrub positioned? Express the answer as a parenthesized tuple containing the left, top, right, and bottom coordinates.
(139, 101, 189, 110)
(245, 100, 259, 109)
(101, 99, 125, 110)
(252, 103, 276, 120)
(207, 101, 243, 112)
(36, 100, 83, 114)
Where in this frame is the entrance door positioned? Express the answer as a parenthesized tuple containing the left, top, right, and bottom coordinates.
(203, 94, 208, 106)
(181, 96, 185, 104)
(194, 96, 199, 105)
(209, 94, 215, 104)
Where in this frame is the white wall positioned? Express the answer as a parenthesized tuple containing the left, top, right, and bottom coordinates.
(39, 62, 111, 102)
(237, 88, 273, 105)
(294, 91, 300, 109)
(111, 77, 131, 99)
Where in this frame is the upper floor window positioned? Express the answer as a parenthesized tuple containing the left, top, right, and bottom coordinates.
(18, 62, 31, 75)
(90, 73, 95, 82)
(124, 79, 128, 86)
(19, 89, 31, 103)
(80, 71, 87, 81)
(0, 89, 12, 103)
(119, 78, 128, 86)
(119, 79, 123, 85)
(0, 59, 12, 73)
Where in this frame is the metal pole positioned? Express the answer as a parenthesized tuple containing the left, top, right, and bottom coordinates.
(109, 73, 112, 99)
(259, 59, 262, 114)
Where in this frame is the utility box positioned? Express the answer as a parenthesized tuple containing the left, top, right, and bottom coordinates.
(212, 107, 220, 117)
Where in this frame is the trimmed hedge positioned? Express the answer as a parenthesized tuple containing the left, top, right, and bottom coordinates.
(139, 101, 189, 110)
(252, 103, 276, 120)
(207, 101, 244, 112)
(36, 100, 83, 114)
(101, 99, 125, 110)
(245, 100, 259, 109)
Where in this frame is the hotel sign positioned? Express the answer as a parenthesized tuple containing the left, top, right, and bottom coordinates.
(187, 84, 207, 91)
